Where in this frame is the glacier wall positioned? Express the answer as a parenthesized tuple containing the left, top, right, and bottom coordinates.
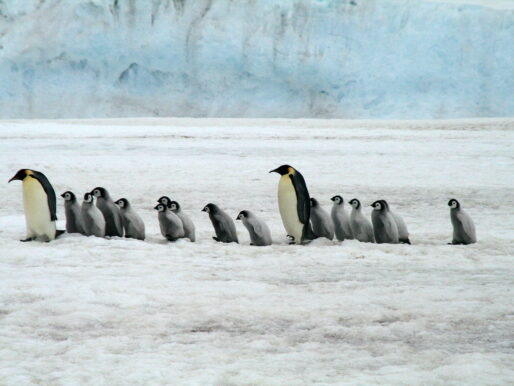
(0, 0, 513, 119)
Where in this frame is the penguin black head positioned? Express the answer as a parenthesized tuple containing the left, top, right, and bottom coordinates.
(349, 198, 360, 209)
(371, 200, 389, 211)
(236, 210, 249, 220)
(83, 192, 94, 203)
(202, 203, 217, 213)
(61, 191, 76, 201)
(115, 198, 129, 209)
(157, 196, 172, 208)
(169, 201, 180, 211)
(92, 187, 108, 198)
(331, 195, 343, 204)
(309, 198, 319, 207)
(270, 165, 294, 175)
(8, 169, 32, 183)
(448, 198, 460, 209)
(154, 204, 167, 212)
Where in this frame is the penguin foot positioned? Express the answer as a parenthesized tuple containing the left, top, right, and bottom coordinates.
(400, 239, 411, 245)
(250, 243, 254, 246)
(55, 230, 65, 239)
(20, 237, 35, 242)
(212, 237, 220, 242)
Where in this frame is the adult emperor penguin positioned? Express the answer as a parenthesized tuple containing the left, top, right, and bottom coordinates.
(310, 198, 334, 240)
(91, 187, 123, 237)
(371, 200, 399, 244)
(169, 200, 195, 242)
(8, 169, 63, 242)
(448, 198, 477, 245)
(330, 195, 354, 241)
(348, 199, 375, 243)
(61, 191, 86, 234)
(202, 203, 238, 243)
(155, 203, 185, 241)
(270, 165, 315, 245)
(115, 198, 145, 240)
(236, 210, 272, 246)
(81, 193, 105, 237)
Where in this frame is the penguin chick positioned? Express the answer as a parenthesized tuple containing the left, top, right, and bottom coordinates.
(348, 198, 375, 243)
(202, 203, 238, 243)
(310, 197, 334, 240)
(169, 201, 195, 242)
(270, 165, 316, 244)
(8, 168, 63, 242)
(330, 195, 354, 241)
(155, 203, 184, 241)
(115, 198, 145, 240)
(371, 200, 399, 244)
(81, 193, 105, 237)
(390, 210, 410, 244)
(61, 191, 86, 235)
(236, 210, 272, 246)
(91, 187, 123, 237)
(448, 199, 476, 245)
(157, 196, 172, 208)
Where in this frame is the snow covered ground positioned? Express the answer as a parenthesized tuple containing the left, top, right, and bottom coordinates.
(0, 118, 513, 384)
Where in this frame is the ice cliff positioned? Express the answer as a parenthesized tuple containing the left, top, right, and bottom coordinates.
(0, 0, 512, 119)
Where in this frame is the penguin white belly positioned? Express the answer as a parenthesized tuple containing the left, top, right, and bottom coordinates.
(278, 176, 304, 243)
(23, 177, 55, 240)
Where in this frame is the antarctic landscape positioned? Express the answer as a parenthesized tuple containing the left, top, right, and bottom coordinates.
(0, 118, 513, 384)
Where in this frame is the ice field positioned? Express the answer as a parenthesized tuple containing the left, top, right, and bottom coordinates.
(0, 118, 513, 384)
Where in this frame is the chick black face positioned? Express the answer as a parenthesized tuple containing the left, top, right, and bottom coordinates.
(92, 187, 107, 198)
(202, 203, 216, 213)
(236, 210, 249, 220)
(115, 198, 129, 208)
(157, 196, 172, 208)
(61, 191, 75, 201)
(448, 198, 460, 209)
(154, 204, 166, 212)
(83, 193, 94, 203)
(169, 201, 180, 211)
(371, 200, 383, 210)
(349, 198, 360, 209)
(331, 195, 343, 204)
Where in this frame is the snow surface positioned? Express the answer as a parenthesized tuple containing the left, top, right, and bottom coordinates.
(0, 0, 513, 119)
(0, 118, 513, 384)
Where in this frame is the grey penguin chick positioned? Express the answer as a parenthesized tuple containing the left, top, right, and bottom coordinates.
(448, 198, 476, 245)
(157, 196, 172, 208)
(61, 191, 86, 234)
(91, 187, 123, 237)
(155, 203, 184, 241)
(371, 200, 399, 244)
(390, 209, 410, 244)
(115, 198, 145, 240)
(236, 210, 272, 246)
(169, 201, 195, 242)
(309, 198, 334, 240)
(330, 195, 354, 241)
(202, 203, 238, 243)
(81, 193, 105, 237)
(349, 199, 375, 243)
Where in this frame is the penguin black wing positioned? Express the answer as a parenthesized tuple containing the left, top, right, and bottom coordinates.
(31, 170, 57, 221)
(289, 173, 310, 225)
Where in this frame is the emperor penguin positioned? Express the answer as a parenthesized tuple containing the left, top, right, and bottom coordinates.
(270, 165, 315, 245)
(157, 196, 172, 208)
(236, 210, 272, 246)
(169, 200, 196, 242)
(91, 187, 123, 237)
(309, 197, 334, 240)
(61, 191, 86, 235)
(8, 169, 63, 242)
(448, 199, 476, 245)
(81, 193, 106, 237)
(371, 200, 399, 244)
(330, 195, 354, 241)
(348, 198, 375, 243)
(115, 198, 145, 240)
(202, 203, 238, 243)
(155, 203, 185, 241)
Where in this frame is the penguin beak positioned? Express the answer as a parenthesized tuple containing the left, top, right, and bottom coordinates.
(330, 197, 335, 202)
(153, 205, 160, 210)
(201, 208, 206, 212)
(269, 168, 278, 174)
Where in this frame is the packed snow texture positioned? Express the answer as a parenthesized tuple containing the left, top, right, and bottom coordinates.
(0, 0, 513, 119)
(0, 118, 513, 384)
